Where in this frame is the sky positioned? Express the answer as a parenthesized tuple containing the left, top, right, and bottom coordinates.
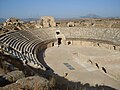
(0, 0, 120, 18)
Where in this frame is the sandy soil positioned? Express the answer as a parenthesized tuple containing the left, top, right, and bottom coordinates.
(44, 45, 120, 89)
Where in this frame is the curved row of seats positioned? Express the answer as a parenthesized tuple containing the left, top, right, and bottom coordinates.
(0, 30, 55, 70)
(30, 27, 120, 45)
(29, 29, 56, 41)
(0, 27, 120, 70)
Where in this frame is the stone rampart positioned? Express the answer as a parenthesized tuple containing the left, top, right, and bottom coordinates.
(40, 27, 120, 46)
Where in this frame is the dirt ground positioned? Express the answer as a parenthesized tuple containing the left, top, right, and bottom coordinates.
(44, 45, 120, 89)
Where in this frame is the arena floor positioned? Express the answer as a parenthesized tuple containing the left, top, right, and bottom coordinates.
(44, 45, 120, 89)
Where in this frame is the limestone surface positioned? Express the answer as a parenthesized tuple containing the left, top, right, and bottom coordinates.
(40, 16, 56, 28)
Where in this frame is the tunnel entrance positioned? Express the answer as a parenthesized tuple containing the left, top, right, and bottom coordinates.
(56, 32, 60, 35)
(68, 41, 71, 45)
(113, 46, 116, 50)
(58, 38, 62, 45)
(52, 43, 54, 46)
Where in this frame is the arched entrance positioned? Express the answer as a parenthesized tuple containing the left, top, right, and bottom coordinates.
(58, 38, 62, 45)
(68, 41, 71, 45)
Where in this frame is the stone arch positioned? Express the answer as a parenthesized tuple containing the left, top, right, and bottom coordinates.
(56, 30, 60, 35)
(68, 41, 71, 45)
(58, 38, 62, 45)
(52, 43, 54, 47)
(55, 30, 66, 46)
(40, 16, 56, 28)
(67, 22, 75, 27)
(113, 46, 116, 50)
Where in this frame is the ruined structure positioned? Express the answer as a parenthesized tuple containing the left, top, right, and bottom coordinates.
(0, 16, 120, 90)
(67, 22, 75, 27)
(56, 18, 120, 28)
(2, 17, 27, 31)
(40, 16, 56, 28)
(3, 17, 23, 27)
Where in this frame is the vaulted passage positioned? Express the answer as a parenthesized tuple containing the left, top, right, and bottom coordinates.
(68, 41, 71, 45)
(58, 38, 62, 45)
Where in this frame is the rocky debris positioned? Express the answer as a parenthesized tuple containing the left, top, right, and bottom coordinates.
(40, 16, 56, 28)
(3, 17, 23, 27)
(0, 70, 24, 87)
(0, 52, 19, 74)
(0, 83, 23, 90)
(2, 17, 27, 31)
(1, 17, 119, 31)
(0, 70, 25, 87)
(3, 70, 25, 83)
(0, 52, 56, 89)
(0, 26, 9, 34)
(16, 76, 50, 90)
(56, 18, 120, 28)
(0, 60, 16, 73)
(0, 75, 11, 87)
(48, 75, 56, 89)
(25, 21, 42, 29)
(0, 75, 56, 90)
(67, 22, 75, 27)
(111, 22, 120, 28)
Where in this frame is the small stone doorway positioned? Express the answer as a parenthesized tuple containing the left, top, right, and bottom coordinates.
(68, 41, 71, 45)
(58, 38, 62, 45)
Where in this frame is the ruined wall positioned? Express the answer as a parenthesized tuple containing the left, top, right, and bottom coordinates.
(51, 27, 120, 46)
(33, 27, 120, 51)
(40, 16, 56, 28)
(65, 39, 120, 51)
(56, 18, 120, 28)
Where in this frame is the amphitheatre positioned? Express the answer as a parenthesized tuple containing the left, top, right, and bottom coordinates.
(0, 16, 120, 90)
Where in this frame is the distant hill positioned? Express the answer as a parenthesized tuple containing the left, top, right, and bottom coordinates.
(80, 14, 102, 18)
(55, 14, 102, 20)
(0, 18, 6, 22)
(21, 18, 38, 22)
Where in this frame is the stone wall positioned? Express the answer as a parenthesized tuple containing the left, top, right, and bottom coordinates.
(56, 18, 120, 28)
(32, 27, 120, 50)
(65, 39, 120, 51)
(30, 26, 120, 52)
(46, 27, 120, 46)
(40, 16, 56, 28)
